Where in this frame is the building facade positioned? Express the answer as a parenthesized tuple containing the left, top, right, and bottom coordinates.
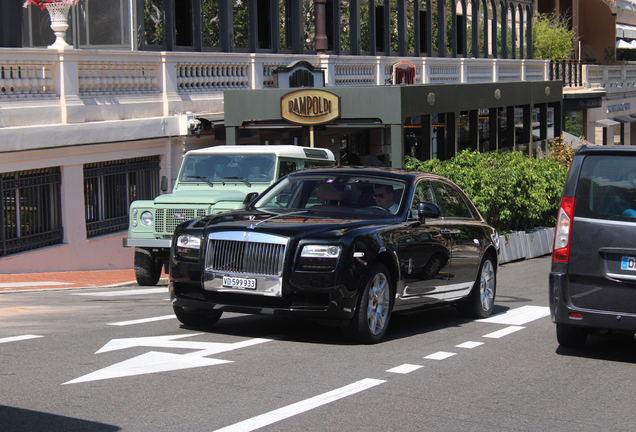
(0, 0, 555, 273)
(540, 0, 636, 145)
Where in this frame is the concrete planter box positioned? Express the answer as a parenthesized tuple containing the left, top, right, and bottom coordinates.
(499, 231, 528, 264)
(498, 227, 554, 264)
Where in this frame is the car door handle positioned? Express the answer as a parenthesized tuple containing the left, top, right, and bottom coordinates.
(440, 228, 461, 236)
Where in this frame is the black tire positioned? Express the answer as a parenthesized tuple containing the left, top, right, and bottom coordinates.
(457, 254, 496, 319)
(556, 323, 587, 348)
(173, 305, 222, 327)
(134, 248, 162, 286)
(342, 263, 393, 344)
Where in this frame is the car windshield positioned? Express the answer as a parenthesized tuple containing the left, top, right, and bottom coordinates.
(254, 174, 406, 216)
(179, 154, 276, 183)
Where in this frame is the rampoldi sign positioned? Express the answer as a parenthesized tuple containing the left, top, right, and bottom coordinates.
(281, 89, 340, 125)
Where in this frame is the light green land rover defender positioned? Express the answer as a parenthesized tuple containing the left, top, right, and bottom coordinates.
(123, 145, 336, 285)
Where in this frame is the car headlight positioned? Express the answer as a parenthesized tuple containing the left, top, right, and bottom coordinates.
(140, 211, 153, 226)
(301, 245, 341, 258)
(176, 234, 201, 249)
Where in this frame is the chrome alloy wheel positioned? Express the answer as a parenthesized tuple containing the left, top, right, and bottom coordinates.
(479, 259, 496, 311)
(366, 272, 390, 335)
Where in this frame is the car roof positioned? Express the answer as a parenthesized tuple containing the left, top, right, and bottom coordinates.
(186, 145, 335, 161)
(576, 144, 636, 155)
(289, 165, 444, 181)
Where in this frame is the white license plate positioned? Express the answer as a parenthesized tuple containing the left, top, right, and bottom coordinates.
(222, 276, 256, 289)
(621, 256, 636, 271)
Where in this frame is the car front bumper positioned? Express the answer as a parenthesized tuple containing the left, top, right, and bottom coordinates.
(170, 268, 357, 322)
(123, 238, 172, 248)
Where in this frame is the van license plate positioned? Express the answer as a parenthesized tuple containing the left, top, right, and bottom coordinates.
(222, 276, 256, 289)
(621, 256, 636, 271)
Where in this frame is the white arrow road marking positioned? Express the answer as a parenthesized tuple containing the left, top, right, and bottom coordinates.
(64, 334, 282, 385)
(479, 305, 550, 325)
(0, 335, 44, 344)
(213, 378, 386, 432)
(63, 351, 231, 384)
(94, 333, 282, 356)
(95, 333, 207, 353)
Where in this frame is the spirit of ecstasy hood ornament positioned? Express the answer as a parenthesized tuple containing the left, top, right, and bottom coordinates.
(247, 211, 307, 229)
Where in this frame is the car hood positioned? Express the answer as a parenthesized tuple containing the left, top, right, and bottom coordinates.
(198, 210, 391, 239)
(153, 190, 251, 205)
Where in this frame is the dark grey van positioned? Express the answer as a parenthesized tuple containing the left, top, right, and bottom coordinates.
(550, 145, 636, 348)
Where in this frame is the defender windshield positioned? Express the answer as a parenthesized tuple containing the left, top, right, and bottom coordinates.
(179, 154, 276, 183)
(254, 174, 406, 216)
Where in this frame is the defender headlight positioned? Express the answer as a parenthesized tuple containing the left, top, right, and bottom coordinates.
(176, 234, 201, 249)
(140, 211, 153, 226)
(301, 245, 341, 258)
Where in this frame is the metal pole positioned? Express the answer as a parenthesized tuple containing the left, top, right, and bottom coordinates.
(310, 125, 315, 147)
(315, 0, 328, 54)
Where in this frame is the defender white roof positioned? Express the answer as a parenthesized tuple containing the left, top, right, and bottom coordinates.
(187, 145, 335, 161)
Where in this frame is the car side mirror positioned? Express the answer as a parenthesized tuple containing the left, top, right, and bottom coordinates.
(160, 176, 168, 193)
(243, 192, 259, 207)
(418, 202, 440, 223)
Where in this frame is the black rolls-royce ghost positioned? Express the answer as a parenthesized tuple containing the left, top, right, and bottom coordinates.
(169, 167, 499, 344)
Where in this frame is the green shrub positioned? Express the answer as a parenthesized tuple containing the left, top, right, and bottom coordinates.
(404, 150, 569, 232)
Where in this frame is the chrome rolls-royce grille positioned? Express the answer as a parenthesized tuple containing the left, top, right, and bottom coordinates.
(205, 232, 289, 277)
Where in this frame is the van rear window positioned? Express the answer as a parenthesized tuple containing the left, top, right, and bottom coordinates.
(576, 155, 636, 221)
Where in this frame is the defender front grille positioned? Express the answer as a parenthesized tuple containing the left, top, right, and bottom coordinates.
(154, 208, 208, 235)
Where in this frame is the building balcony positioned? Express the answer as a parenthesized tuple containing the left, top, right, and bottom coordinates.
(0, 48, 549, 149)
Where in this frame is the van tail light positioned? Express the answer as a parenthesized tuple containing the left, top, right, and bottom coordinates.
(553, 196, 576, 263)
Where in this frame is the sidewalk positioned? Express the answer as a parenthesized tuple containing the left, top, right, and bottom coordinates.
(0, 269, 168, 293)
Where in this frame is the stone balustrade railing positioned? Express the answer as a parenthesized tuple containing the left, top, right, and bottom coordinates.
(0, 48, 549, 128)
(0, 55, 56, 99)
(585, 64, 636, 93)
(78, 59, 159, 96)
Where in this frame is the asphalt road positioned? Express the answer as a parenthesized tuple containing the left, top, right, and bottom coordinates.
(1, 256, 636, 432)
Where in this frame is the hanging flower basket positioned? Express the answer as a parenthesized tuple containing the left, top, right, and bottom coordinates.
(23, 0, 82, 49)
(22, 0, 80, 10)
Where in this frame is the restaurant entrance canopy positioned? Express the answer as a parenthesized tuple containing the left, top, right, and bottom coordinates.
(223, 81, 563, 167)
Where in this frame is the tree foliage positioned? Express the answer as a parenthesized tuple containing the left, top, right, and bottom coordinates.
(533, 13, 575, 61)
(548, 135, 579, 169)
(404, 150, 569, 232)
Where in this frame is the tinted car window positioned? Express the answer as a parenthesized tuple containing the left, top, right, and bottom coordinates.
(575, 155, 636, 221)
(432, 181, 473, 219)
(278, 161, 297, 179)
(180, 154, 275, 182)
(410, 180, 435, 218)
(254, 174, 406, 216)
